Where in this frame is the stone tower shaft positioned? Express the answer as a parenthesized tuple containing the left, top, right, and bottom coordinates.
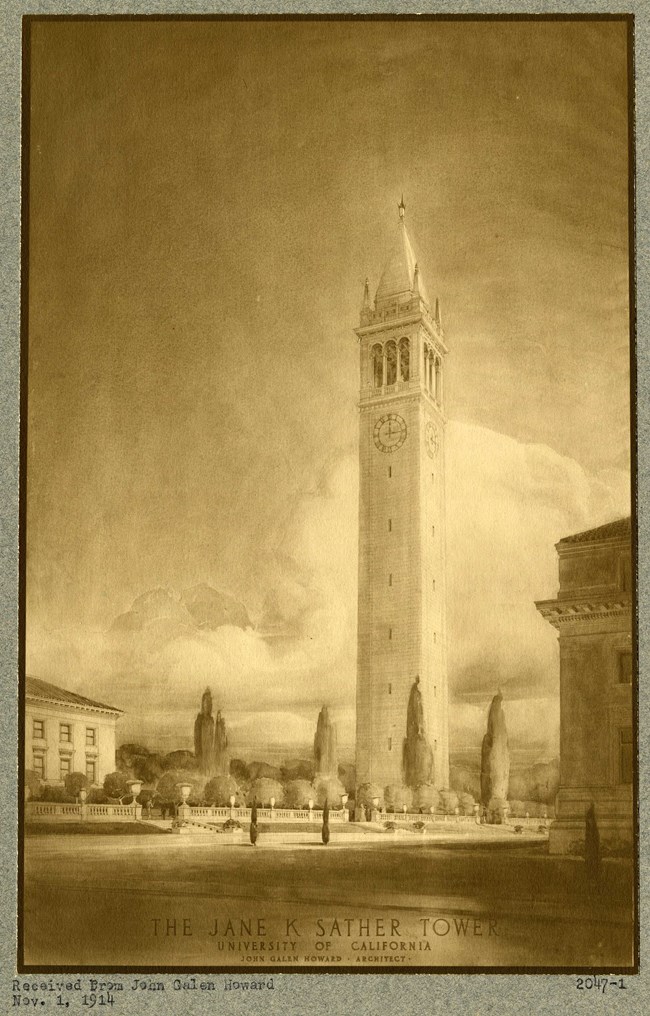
(355, 202, 449, 792)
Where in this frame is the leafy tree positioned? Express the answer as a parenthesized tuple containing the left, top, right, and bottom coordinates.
(116, 743, 151, 773)
(65, 772, 90, 799)
(312, 776, 346, 809)
(162, 750, 197, 772)
(457, 791, 476, 816)
(133, 753, 164, 785)
(203, 775, 240, 806)
(356, 783, 384, 810)
(439, 789, 460, 815)
(230, 758, 251, 784)
(41, 785, 72, 803)
(384, 784, 413, 813)
(248, 761, 282, 782)
(103, 771, 131, 801)
(247, 778, 284, 807)
(284, 779, 315, 809)
(412, 784, 440, 812)
(281, 758, 315, 783)
(156, 770, 205, 804)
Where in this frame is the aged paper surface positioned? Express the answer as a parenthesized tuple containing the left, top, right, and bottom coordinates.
(4, 5, 648, 1013)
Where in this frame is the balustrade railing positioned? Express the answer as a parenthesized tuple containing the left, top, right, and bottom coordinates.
(26, 801, 140, 822)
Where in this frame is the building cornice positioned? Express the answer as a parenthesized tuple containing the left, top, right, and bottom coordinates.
(355, 314, 448, 355)
(535, 595, 632, 630)
(25, 694, 123, 718)
(358, 388, 447, 421)
(556, 536, 630, 557)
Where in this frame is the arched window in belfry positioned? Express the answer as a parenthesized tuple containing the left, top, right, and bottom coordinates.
(435, 357, 442, 403)
(372, 344, 383, 387)
(399, 337, 410, 381)
(423, 346, 430, 390)
(385, 340, 397, 386)
(428, 349, 434, 392)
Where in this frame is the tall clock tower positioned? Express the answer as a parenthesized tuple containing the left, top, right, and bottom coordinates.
(355, 200, 449, 794)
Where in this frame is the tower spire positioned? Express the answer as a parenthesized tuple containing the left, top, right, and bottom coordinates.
(398, 195, 406, 221)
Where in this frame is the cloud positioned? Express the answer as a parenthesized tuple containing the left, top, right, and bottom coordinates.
(445, 421, 629, 706)
(26, 422, 629, 756)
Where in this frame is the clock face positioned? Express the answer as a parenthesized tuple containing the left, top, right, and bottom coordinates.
(374, 413, 407, 453)
(425, 421, 439, 458)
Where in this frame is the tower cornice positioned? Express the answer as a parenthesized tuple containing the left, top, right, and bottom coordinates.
(358, 386, 447, 422)
(355, 314, 448, 355)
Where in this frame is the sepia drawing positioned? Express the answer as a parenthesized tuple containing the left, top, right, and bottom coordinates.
(21, 16, 636, 973)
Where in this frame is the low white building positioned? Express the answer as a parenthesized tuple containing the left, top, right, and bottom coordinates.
(25, 677, 123, 787)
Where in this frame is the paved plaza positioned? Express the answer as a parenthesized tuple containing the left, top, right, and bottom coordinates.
(23, 829, 634, 969)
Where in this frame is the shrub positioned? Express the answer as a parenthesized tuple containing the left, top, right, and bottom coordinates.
(203, 775, 240, 806)
(312, 776, 346, 809)
(65, 772, 90, 799)
(507, 799, 526, 818)
(337, 763, 356, 794)
(41, 785, 73, 803)
(137, 788, 155, 806)
(449, 764, 481, 799)
(247, 778, 284, 807)
(103, 771, 131, 801)
(356, 783, 384, 810)
(384, 784, 413, 813)
(87, 788, 108, 804)
(115, 743, 151, 773)
(222, 819, 242, 831)
(134, 754, 164, 785)
(457, 791, 476, 816)
(439, 789, 459, 815)
(412, 784, 440, 812)
(162, 750, 197, 772)
(248, 761, 282, 782)
(230, 758, 251, 784)
(284, 779, 315, 809)
(280, 759, 315, 783)
(25, 769, 42, 801)
(156, 770, 205, 804)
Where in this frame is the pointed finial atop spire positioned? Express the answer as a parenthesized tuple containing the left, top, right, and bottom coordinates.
(398, 195, 406, 221)
(363, 277, 371, 308)
(435, 297, 442, 328)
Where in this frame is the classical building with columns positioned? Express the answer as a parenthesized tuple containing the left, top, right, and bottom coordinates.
(355, 200, 449, 793)
(25, 676, 123, 787)
(536, 517, 633, 855)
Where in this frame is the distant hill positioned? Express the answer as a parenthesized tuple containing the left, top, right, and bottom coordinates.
(111, 584, 251, 633)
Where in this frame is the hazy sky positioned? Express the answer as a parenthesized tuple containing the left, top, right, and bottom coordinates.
(26, 19, 631, 754)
